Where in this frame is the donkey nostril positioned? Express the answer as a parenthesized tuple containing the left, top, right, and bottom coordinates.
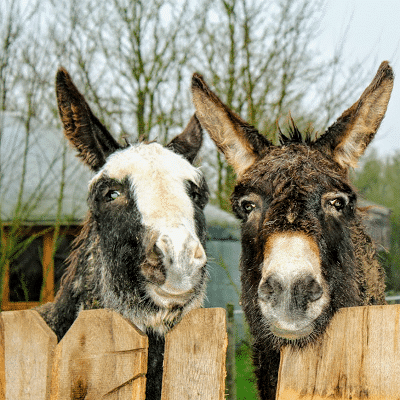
(142, 242, 166, 285)
(293, 275, 323, 304)
(148, 242, 163, 263)
(259, 276, 283, 301)
(154, 243, 162, 255)
(194, 243, 205, 260)
(308, 279, 323, 302)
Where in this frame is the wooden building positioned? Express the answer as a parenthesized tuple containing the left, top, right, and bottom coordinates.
(1, 112, 90, 310)
(359, 199, 392, 251)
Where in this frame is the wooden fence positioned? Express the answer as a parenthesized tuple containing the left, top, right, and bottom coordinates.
(3, 304, 400, 399)
(277, 304, 400, 400)
(0, 307, 227, 400)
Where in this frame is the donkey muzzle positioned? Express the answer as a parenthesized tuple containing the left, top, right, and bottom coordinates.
(258, 232, 329, 340)
(143, 226, 207, 304)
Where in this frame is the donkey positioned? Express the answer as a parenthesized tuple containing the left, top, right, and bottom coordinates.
(191, 61, 393, 399)
(37, 67, 209, 399)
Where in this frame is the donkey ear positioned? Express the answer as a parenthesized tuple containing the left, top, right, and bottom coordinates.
(56, 67, 121, 171)
(191, 73, 271, 177)
(166, 114, 203, 164)
(315, 61, 394, 169)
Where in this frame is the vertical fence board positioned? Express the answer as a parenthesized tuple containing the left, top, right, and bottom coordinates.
(50, 309, 148, 400)
(277, 304, 400, 400)
(225, 304, 237, 400)
(0, 316, 5, 400)
(1, 310, 57, 400)
(161, 308, 228, 400)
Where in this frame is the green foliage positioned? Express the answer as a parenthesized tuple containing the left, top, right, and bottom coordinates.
(352, 149, 400, 216)
(352, 149, 382, 200)
(378, 220, 400, 292)
(351, 149, 400, 292)
(235, 341, 259, 400)
(0, 220, 49, 306)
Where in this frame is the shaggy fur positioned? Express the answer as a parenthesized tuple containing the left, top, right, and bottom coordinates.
(37, 68, 209, 400)
(192, 62, 393, 399)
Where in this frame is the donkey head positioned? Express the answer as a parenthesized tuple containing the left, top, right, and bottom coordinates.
(56, 68, 209, 332)
(192, 62, 393, 346)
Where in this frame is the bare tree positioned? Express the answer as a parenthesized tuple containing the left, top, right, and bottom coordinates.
(48, 0, 195, 143)
(0, 1, 39, 111)
(0, 1, 81, 304)
(0, 1, 41, 191)
(190, 0, 369, 210)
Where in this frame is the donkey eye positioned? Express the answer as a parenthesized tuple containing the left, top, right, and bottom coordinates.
(106, 190, 121, 202)
(187, 181, 206, 207)
(329, 197, 346, 211)
(189, 187, 200, 202)
(242, 201, 256, 214)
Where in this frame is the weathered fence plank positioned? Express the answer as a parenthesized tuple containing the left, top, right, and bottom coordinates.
(225, 303, 237, 400)
(161, 307, 227, 400)
(0, 317, 4, 400)
(50, 309, 148, 400)
(277, 304, 400, 400)
(1, 310, 57, 400)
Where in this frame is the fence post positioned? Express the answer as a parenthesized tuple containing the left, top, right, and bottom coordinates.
(277, 304, 400, 400)
(50, 309, 148, 400)
(1, 310, 57, 400)
(161, 308, 228, 400)
(226, 303, 237, 399)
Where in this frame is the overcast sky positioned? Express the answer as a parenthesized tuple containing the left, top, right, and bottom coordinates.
(317, 0, 400, 157)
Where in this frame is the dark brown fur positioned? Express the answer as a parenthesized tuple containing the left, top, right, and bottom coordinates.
(192, 62, 393, 399)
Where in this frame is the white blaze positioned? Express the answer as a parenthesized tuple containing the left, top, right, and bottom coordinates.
(93, 143, 202, 232)
(90, 143, 206, 305)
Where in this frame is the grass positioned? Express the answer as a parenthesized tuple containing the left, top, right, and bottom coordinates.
(235, 341, 259, 400)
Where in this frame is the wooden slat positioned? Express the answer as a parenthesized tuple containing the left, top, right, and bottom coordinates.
(277, 305, 400, 400)
(161, 308, 228, 400)
(0, 315, 5, 400)
(50, 309, 148, 400)
(226, 304, 237, 400)
(1, 302, 40, 311)
(41, 231, 54, 303)
(1, 310, 57, 400)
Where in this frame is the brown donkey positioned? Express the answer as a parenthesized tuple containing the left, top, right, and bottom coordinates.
(191, 62, 393, 399)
